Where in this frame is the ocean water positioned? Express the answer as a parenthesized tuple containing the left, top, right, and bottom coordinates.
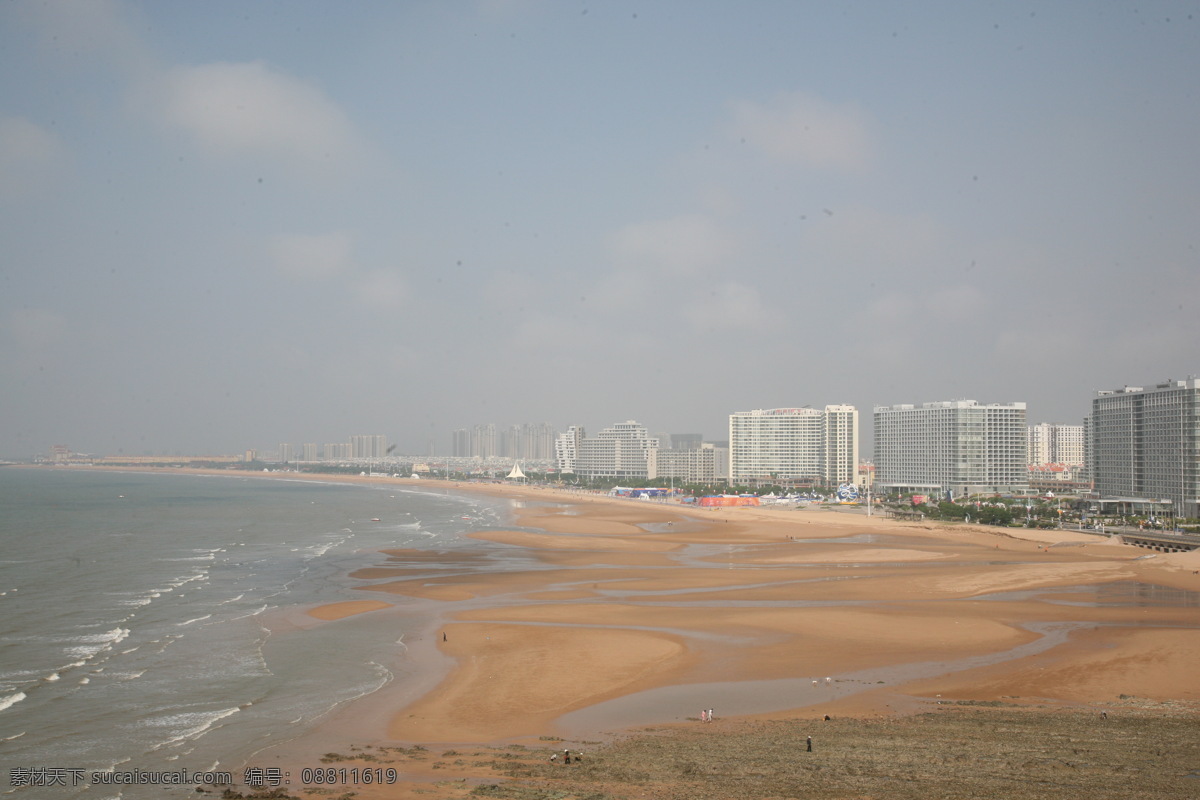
(0, 468, 505, 799)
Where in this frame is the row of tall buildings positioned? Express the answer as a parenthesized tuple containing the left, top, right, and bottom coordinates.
(870, 378, 1199, 516)
(554, 421, 730, 484)
(266, 434, 388, 464)
(539, 376, 1198, 517)
(450, 423, 557, 461)
(551, 407, 860, 487)
(254, 376, 1197, 518)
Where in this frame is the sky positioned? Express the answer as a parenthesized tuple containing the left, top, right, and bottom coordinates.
(2, 1, 1198, 459)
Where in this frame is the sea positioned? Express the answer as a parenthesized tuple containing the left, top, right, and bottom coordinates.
(0, 468, 508, 799)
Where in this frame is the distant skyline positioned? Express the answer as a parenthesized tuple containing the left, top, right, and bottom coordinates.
(3, 2, 1197, 459)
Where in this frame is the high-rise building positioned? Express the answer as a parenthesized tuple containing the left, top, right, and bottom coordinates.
(500, 423, 558, 461)
(824, 405, 860, 485)
(649, 443, 729, 483)
(574, 420, 659, 479)
(874, 400, 1028, 497)
(454, 422, 557, 460)
(451, 428, 471, 458)
(350, 435, 388, 459)
(555, 426, 585, 473)
(278, 443, 294, 463)
(324, 442, 351, 460)
(1089, 378, 1199, 517)
(730, 408, 823, 482)
(302, 443, 318, 461)
(1028, 423, 1085, 466)
(729, 406, 858, 485)
(471, 424, 496, 459)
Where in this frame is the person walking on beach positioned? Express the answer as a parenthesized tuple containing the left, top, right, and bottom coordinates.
(707, 708, 714, 722)
(806, 736, 813, 752)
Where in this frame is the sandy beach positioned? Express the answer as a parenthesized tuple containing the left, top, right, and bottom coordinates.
(61, 468, 1200, 797)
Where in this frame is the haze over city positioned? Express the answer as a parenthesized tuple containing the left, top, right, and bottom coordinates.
(2, 1, 1197, 459)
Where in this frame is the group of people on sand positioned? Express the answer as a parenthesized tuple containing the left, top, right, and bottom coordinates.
(699, 708, 714, 722)
(550, 748, 582, 764)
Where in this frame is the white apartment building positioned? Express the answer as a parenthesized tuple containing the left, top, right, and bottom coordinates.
(573, 420, 659, 479)
(729, 406, 858, 485)
(499, 422, 558, 461)
(648, 443, 729, 484)
(1090, 378, 1199, 518)
(324, 442, 351, 460)
(554, 425, 585, 473)
(470, 425, 496, 459)
(1028, 423, 1085, 466)
(874, 400, 1029, 497)
(824, 404, 860, 485)
(350, 434, 388, 459)
(453, 423, 558, 460)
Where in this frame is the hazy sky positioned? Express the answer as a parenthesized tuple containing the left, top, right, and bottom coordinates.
(3, 1, 1198, 458)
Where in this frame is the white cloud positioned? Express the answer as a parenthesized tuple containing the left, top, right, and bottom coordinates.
(353, 270, 407, 311)
(849, 285, 986, 363)
(684, 281, 781, 333)
(804, 205, 948, 275)
(25, 3, 367, 175)
(150, 61, 362, 171)
(927, 285, 985, 324)
(509, 313, 577, 351)
(730, 91, 873, 170)
(611, 214, 737, 277)
(0, 117, 67, 198)
(269, 233, 407, 312)
(270, 232, 354, 280)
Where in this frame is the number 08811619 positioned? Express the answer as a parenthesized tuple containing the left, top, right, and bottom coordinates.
(300, 767, 399, 785)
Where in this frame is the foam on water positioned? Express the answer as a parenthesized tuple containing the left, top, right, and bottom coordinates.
(0, 691, 27, 711)
(144, 707, 242, 751)
(65, 627, 132, 659)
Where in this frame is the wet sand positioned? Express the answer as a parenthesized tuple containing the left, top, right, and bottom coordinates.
(306, 599, 393, 620)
